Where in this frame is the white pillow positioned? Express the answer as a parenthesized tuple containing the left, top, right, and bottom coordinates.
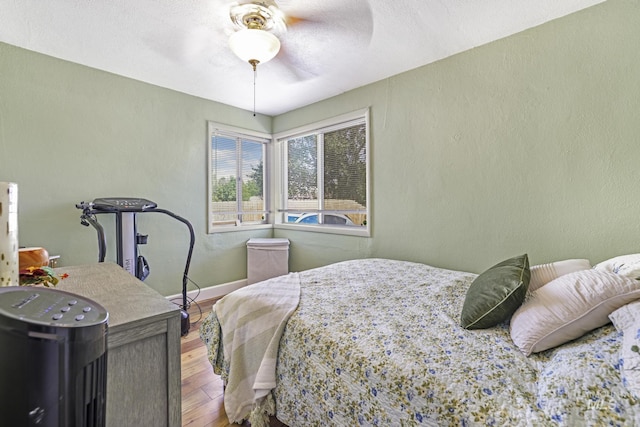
(609, 300, 640, 399)
(528, 259, 591, 292)
(595, 253, 640, 279)
(510, 269, 640, 356)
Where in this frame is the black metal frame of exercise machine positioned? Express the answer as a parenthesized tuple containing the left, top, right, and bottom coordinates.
(76, 197, 194, 336)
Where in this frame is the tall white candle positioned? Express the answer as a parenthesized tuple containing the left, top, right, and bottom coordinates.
(0, 182, 19, 287)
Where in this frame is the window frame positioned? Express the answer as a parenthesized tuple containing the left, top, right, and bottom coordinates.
(273, 108, 371, 237)
(207, 121, 272, 234)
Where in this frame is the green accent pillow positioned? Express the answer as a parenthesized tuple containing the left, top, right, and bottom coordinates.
(460, 254, 530, 330)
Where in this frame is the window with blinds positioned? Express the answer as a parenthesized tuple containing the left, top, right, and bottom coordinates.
(208, 122, 270, 232)
(277, 109, 370, 235)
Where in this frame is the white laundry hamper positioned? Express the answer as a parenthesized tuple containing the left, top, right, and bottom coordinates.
(246, 238, 290, 284)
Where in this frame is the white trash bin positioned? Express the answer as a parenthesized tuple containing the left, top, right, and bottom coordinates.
(246, 238, 290, 285)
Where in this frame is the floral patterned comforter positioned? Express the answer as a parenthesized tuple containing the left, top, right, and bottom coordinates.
(200, 258, 640, 426)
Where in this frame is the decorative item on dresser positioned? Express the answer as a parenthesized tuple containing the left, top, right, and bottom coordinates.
(0, 181, 19, 287)
(18, 247, 50, 270)
(18, 247, 68, 287)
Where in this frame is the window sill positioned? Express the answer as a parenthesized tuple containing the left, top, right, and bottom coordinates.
(274, 223, 370, 237)
(208, 223, 273, 234)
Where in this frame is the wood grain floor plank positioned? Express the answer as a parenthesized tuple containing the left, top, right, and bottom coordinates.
(181, 298, 229, 427)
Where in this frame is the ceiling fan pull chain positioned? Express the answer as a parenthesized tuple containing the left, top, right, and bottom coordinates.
(248, 59, 259, 116)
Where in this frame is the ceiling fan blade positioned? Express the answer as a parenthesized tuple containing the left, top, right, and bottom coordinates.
(274, 2, 374, 78)
(283, 15, 307, 27)
(143, 26, 218, 64)
(270, 45, 319, 83)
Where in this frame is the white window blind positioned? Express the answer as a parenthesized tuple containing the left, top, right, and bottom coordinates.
(278, 111, 369, 232)
(208, 124, 270, 231)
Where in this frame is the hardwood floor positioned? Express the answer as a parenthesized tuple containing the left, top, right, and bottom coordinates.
(181, 298, 232, 427)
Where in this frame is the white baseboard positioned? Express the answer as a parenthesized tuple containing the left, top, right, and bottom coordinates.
(166, 278, 248, 305)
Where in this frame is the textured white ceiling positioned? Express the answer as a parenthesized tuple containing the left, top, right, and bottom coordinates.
(0, 0, 603, 116)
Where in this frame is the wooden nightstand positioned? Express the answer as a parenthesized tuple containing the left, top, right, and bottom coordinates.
(55, 262, 181, 427)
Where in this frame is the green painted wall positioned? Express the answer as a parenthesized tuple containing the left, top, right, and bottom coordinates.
(275, 0, 640, 274)
(1, 0, 639, 295)
(0, 42, 272, 295)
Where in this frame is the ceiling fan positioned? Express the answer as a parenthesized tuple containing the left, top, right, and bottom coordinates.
(220, 0, 374, 114)
(224, 0, 374, 79)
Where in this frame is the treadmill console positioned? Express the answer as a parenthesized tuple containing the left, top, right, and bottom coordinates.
(91, 197, 157, 212)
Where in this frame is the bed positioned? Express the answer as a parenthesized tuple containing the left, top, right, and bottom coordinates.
(200, 257, 640, 426)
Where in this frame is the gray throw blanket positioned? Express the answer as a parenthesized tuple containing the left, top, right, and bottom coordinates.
(214, 272, 301, 425)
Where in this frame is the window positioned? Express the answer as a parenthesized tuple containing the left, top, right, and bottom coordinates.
(276, 109, 370, 236)
(207, 122, 271, 233)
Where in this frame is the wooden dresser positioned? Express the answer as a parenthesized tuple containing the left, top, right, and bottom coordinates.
(55, 262, 181, 427)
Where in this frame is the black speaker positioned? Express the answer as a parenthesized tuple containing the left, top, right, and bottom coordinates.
(0, 287, 109, 427)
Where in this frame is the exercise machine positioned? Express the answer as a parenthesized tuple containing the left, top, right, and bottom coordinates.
(76, 197, 194, 336)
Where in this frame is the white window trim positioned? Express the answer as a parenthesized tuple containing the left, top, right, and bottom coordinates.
(207, 121, 273, 234)
(273, 108, 371, 237)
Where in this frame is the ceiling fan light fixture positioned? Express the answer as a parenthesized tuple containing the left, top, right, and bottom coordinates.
(229, 28, 281, 68)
